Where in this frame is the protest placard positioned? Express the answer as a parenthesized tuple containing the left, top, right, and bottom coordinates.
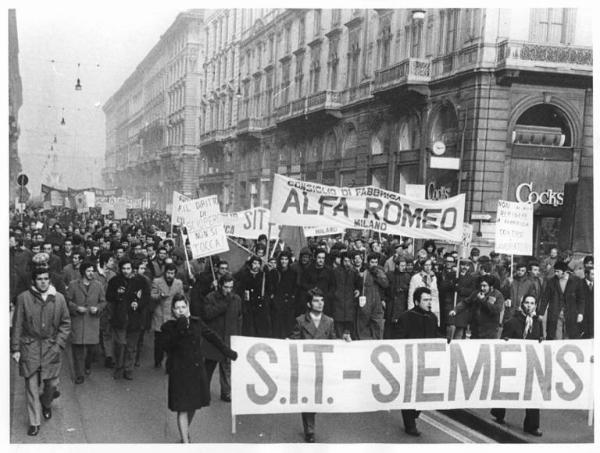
(50, 190, 64, 207)
(231, 337, 593, 415)
(495, 200, 533, 255)
(270, 174, 465, 242)
(113, 199, 128, 219)
(101, 202, 111, 215)
(221, 207, 278, 239)
(180, 195, 229, 258)
(171, 191, 190, 227)
(460, 223, 474, 259)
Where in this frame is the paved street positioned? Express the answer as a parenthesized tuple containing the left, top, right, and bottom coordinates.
(11, 341, 494, 444)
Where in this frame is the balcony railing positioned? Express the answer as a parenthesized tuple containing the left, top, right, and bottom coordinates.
(341, 79, 373, 104)
(496, 40, 592, 73)
(237, 117, 267, 134)
(373, 58, 431, 92)
(275, 102, 291, 119)
(306, 90, 342, 112)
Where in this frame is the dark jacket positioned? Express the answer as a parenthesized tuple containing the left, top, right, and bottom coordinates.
(465, 288, 504, 339)
(502, 309, 544, 341)
(300, 264, 336, 317)
(385, 269, 411, 336)
(200, 289, 242, 361)
(235, 267, 271, 337)
(393, 305, 439, 339)
(332, 266, 361, 323)
(106, 273, 147, 332)
(539, 275, 584, 340)
(267, 267, 298, 338)
(162, 316, 236, 412)
(356, 266, 388, 340)
(289, 312, 336, 340)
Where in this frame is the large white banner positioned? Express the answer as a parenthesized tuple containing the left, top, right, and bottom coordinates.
(180, 195, 229, 258)
(171, 191, 191, 227)
(221, 207, 278, 240)
(495, 200, 533, 255)
(270, 174, 465, 242)
(231, 337, 593, 415)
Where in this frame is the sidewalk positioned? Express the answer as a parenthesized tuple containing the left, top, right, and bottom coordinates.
(442, 408, 594, 443)
(10, 349, 88, 443)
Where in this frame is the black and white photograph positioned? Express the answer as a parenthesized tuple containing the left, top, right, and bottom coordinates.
(6, 1, 596, 447)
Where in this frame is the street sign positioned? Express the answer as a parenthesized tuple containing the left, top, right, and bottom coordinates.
(430, 156, 460, 170)
(17, 173, 28, 186)
(471, 213, 492, 221)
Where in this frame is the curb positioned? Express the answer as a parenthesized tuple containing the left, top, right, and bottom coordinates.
(439, 409, 532, 443)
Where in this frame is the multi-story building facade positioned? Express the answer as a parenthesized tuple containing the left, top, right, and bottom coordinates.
(198, 8, 592, 252)
(103, 10, 205, 205)
(9, 9, 25, 202)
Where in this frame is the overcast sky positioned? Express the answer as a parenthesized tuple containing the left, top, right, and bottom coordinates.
(14, 2, 184, 194)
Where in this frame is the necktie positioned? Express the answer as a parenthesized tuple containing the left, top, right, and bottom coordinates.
(524, 315, 533, 339)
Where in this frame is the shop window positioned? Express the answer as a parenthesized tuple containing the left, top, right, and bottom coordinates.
(323, 133, 337, 160)
(371, 122, 390, 155)
(512, 104, 571, 147)
(398, 116, 421, 151)
(342, 127, 358, 159)
(429, 103, 458, 154)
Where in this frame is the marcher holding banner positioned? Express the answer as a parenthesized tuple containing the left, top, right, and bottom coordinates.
(491, 294, 544, 436)
(393, 287, 440, 436)
(161, 295, 238, 443)
(289, 288, 341, 443)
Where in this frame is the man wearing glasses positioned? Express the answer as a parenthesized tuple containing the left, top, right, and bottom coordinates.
(199, 274, 242, 402)
(11, 268, 71, 436)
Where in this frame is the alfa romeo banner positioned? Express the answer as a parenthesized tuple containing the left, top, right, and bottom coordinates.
(270, 174, 465, 242)
(231, 337, 593, 415)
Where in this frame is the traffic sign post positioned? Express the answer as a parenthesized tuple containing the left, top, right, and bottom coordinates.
(16, 174, 28, 222)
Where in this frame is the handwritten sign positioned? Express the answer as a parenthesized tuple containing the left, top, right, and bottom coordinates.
(222, 207, 278, 240)
(171, 191, 191, 227)
(495, 200, 533, 255)
(181, 195, 229, 258)
(231, 337, 593, 415)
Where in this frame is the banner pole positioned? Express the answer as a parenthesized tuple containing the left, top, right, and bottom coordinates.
(209, 255, 217, 284)
(180, 228, 194, 280)
(261, 223, 273, 298)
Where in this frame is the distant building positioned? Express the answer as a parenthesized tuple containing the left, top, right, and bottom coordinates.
(9, 9, 25, 203)
(102, 9, 205, 207)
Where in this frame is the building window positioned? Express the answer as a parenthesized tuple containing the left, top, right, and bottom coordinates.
(253, 76, 261, 117)
(298, 15, 306, 47)
(378, 16, 392, 69)
(310, 44, 321, 93)
(444, 9, 459, 54)
(331, 9, 341, 27)
(281, 60, 291, 104)
(328, 37, 339, 90)
(314, 9, 321, 36)
(347, 28, 361, 87)
(265, 71, 273, 116)
(530, 8, 575, 44)
(463, 9, 481, 42)
(512, 104, 572, 147)
(268, 35, 274, 63)
(284, 24, 292, 53)
(295, 53, 304, 98)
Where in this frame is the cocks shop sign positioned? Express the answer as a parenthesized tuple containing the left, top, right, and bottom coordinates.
(516, 182, 564, 207)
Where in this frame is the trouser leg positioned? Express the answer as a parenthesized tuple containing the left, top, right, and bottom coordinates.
(84, 345, 95, 370)
(102, 327, 113, 359)
(124, 331, 138, 372)
(524, 409, 540, 431)
(25, 372, 41, 426)
(555, 309, 565, 340)
(153, 331, 164, 365)
(113, 329, 126, 371)
(491, 408, 506, 421)
(135, 330, 145, 362)
(219, 359, 231, 397)
(301, 412, 316, 435)
(40, 377, 59, 408)
(401, 410, 418, 430)
(72, 344, 85, 378)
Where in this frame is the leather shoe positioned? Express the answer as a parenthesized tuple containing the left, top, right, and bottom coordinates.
(405, 427, 421, 437)
(123, 371, 133, 380)
(220, 394, 231, 402)
(27, 425, 40, 436)
(525, 428, 543, 437)
(304, 433, 315, 443)
(75, 376, 84, 384)
(42, 406, 52, 420)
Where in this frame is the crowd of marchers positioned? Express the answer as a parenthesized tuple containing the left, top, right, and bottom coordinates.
(9, 206, 594, 441)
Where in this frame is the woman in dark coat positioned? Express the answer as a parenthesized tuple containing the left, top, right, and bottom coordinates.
(161, 294, 238, 443)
